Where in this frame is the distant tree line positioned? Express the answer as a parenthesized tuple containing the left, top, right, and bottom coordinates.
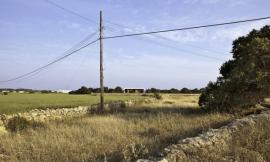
(145, 88, 203, 94)
(0, 88, 54, 94)
(69, 86, 203, 95)
(0, 88, 35, 92)
(69, 86, 124, 94)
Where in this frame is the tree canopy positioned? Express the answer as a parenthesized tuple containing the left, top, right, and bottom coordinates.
(199, 25, 270, 112)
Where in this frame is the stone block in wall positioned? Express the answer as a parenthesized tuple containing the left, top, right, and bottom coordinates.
(136, 158, 168, 162)
(0, 126, 7, 135)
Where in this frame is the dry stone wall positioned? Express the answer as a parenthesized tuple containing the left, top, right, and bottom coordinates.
(0, 99, 149, 127)
(137, 110, 270, 162)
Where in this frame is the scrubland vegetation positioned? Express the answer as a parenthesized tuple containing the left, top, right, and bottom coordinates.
(0, 94, 235, 162)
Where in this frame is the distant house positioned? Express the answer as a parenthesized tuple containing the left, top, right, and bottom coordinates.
(18, 91, 25, 94)
(124, 88, 145, 93)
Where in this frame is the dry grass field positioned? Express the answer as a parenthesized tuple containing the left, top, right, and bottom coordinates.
(184, 115, 270, 162)
(0, 94, 236, 162)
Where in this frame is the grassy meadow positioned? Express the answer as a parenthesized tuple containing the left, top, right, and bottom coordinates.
(0, 94, 236, 162)
(0, 93, 144, 114)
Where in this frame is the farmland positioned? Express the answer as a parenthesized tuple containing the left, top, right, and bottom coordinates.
(0, 93, 144, 114)
(0, 94, 236, 162)
(0, 1, 269, 161)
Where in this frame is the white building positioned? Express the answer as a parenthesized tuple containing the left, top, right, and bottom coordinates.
(56, 90, 71, 94)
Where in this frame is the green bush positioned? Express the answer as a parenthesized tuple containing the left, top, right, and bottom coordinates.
(199, 26, 270, 112)
(6, 116, 44, 132)
(6, 116, 31, 132)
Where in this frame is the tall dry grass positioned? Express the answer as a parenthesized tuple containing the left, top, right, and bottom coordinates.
(181, 115, 270, 162)
(0, 94, 235, 162)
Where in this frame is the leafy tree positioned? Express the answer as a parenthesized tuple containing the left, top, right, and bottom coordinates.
(146, 88, 159, 93)
(69, 86, 91, 94)
(169, 88, 179, 93)
(200, 26, 270, 112)
(180, 88, 190, 93)
(108, 88, 114, 93)
(104, 87, 109, 93)
(114, 86, 124, 93)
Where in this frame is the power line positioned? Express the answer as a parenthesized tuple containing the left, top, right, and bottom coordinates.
(63, 31, 98, 53)
(41, 0, 117, 33)
(152, 34, 226, 55)
(115, 26, 227, 55)
(100, 20, 224, 60)
(42, 0, 132, 35)
(103, 23, 225, 61)
(42, 0, 133, 35)
(40, 1, 269, 58)
(41, 0, 227, 60)
(42, 0, 97, 24)
(102, 17, 268, 57)
(103, 16, 270, 39)
(0, 38, 99, 83)
(125, 34, 224, 61)
(103, 20, 224, 53)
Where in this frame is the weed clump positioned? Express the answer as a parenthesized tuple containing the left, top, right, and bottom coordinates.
(154, 92, 162, 100)
(122, 143, 149, 162)
(6, 116, 44, 132)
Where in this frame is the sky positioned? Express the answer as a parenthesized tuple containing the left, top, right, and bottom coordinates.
(0, 0, 270, 90)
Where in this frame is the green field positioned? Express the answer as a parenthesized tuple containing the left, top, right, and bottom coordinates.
(0, 93, 144, 114)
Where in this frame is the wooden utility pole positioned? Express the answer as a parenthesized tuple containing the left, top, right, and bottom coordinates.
(99, 11, 104, 112)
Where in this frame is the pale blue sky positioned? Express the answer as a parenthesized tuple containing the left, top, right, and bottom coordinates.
(0, 0, 269, 90)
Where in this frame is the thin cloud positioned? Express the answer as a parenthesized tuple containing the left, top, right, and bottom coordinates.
(212, 19, 270, 41)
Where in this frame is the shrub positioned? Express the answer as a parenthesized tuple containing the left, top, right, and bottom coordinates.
(6, 116, 31, 132)
(89, 101, 127, 115)
(153, 92, 162, 100)
(163, 101, 174, 104)
(6, 116, 44, 132)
